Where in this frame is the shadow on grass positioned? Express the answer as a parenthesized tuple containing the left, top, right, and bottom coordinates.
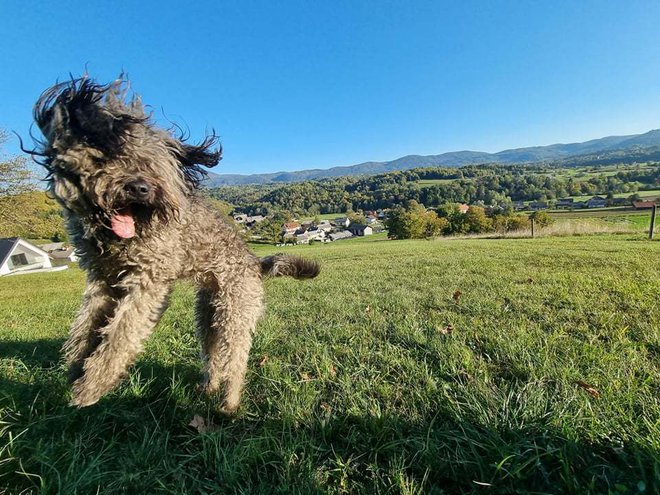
(0, 337, 64, 368)
(0, 337, 657, 494)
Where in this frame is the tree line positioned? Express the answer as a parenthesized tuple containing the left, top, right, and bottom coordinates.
(386, 201, 553, 239)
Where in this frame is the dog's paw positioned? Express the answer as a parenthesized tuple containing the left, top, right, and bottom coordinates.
(196, 375, 220, 395)
(218, 395, 241, 416)
(216, 402, 239, 417)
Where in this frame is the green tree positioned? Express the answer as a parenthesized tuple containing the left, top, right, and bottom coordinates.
(463, 206, 492, 233)
(250, 219, 283, 244)
(386, 201, 446, 239)
(0, 130, 36, 197)
(529, 210, 554, 228)
(347, 210, 367, 225)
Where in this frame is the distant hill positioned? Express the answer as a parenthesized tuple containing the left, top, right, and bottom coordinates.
(207, 129, 660, 186)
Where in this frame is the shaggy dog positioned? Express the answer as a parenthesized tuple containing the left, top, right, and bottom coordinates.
(30, 77, 319, 413)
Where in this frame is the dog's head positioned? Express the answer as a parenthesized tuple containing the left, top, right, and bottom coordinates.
(31, 77, 221, 240)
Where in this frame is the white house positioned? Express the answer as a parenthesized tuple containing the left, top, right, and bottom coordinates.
(0, 238, 67, 276)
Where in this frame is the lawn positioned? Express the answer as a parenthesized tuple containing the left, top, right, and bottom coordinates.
(548, 208, 655, 231)
(416, 179, 458, 187)
(1, 234, 659, 494)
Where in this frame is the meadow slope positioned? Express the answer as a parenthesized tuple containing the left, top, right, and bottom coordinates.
(0, 234, 659, 494)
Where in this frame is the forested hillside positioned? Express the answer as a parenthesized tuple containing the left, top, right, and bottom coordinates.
(208, 163, 660, 215)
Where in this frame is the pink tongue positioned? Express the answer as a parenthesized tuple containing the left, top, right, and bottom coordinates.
(111, 210, 136, 239)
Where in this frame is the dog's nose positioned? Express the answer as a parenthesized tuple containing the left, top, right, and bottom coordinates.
(124, 180, 151, 200)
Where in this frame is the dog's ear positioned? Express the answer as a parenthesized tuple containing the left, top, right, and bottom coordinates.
(176, 135, 222, 188)
(35, 78, 144, 156)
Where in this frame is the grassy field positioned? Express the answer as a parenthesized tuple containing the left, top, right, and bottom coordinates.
(548, 208, 655, 232)
(416, 179, 457, 187)
(1, 234, 659, 494)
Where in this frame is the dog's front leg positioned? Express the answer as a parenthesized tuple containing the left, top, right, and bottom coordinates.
(69, 280, 172, 407)
(63, 278, 116, 383)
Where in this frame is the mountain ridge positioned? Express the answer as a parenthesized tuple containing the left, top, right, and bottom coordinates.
(208, 129, 660, 186)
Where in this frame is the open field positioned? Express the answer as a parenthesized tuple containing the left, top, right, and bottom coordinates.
(548, 208, 655, 231)
(300, 212, 342, 221)
(416, 179, 457, 187)
(1, 235, 659, 494)
(548, 208, 651, 218)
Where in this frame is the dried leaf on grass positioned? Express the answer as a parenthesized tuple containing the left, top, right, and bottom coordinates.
(258, 355, 269, 367)
(575, 380, 601, 399)
(452, 290, 462, 302)
(188, 414, 217, 433)
(439, 324, 454, 335)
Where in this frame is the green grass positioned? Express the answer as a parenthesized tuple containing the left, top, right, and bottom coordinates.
(416, 179, 458, 187)
(1, 235, 659, 494)
(299, 213, 344, 222)
(549, 208, 650, 218)
(548, 208, 655, 231)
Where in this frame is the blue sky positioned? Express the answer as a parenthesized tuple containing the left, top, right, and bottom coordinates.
(1, 0, 659, 175)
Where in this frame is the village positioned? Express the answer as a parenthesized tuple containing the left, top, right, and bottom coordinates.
(233, 210, 387, 245)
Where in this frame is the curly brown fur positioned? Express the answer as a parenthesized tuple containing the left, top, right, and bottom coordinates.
(31, 76, 319, 413)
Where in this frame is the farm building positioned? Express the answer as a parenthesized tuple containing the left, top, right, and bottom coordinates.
(315, 221, 333, 232)
(529, 201, 548, 210)
(0, 238, 67, 276)
(245, 215, 265, 226)
(329, 231, 353, 241)
(348, 224, 373, 236)
(586, 196, 607, 208)
(609, 198, 629, 206)
(555, 198, 575, 209)
(281, 222, 301, 235)
(632, 200, 656, 210)
(458, 204, 470, 214)
(333, 217, 351, 228)
(38, 241, 79, 263)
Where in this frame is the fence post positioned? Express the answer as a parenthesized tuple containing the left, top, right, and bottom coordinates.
(531, 218, 535, 238)
(650, 204, 657, 240)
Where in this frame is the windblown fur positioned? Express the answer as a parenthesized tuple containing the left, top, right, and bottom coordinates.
(31, 76, 319, 413)
(260, 254, 321, 279)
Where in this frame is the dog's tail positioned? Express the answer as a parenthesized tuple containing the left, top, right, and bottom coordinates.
(259, 254, 320, 279)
